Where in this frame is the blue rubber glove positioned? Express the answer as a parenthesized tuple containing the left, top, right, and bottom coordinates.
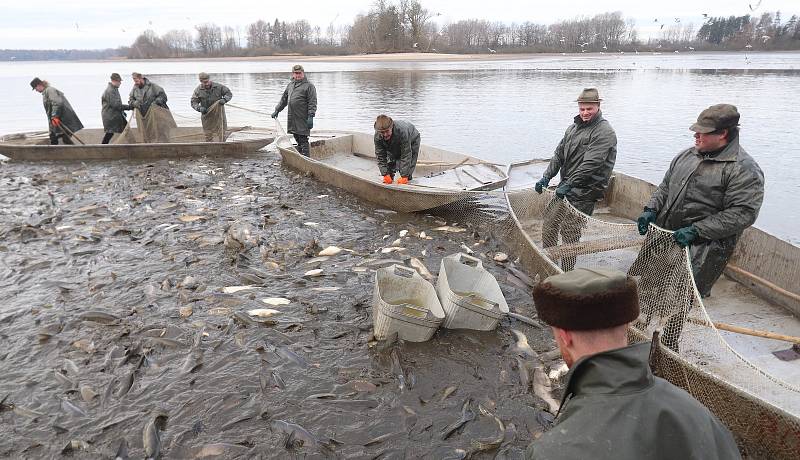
(555, 182, 571, 199)
(534, 177, 549, 194)
(637, 208, 658, 235)
(307, 116, 314, 129)
(673, 226, 699, 248)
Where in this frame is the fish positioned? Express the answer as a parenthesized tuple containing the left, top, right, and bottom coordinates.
(222, 285, 258, 294)
(440, 398, 476, 440)
(269, 343, 309, 368)
(114, 439, 129, 460)
(248, 308, 281, 318)
(303, 269, 323, 277)
(260, 297, 291, 306)
(399, 230, 408, 237)
(77, 310, 120, 324)
(73, 339, 97, 354)
(459, 243, 475, 255)
(181, 349, 203, 374)
(116, 371, 135, 398)
(60, 398, 88, 417)
(79, 385, 98, 402)
(510, 330, 538, 359)
(53, 370, 77, 389)
(363, 431, 404, 446)
(63, 359, 80, 376)
(318, 246, 342, 256)
(516, 357, 531, 391)
(323, 399, 379, 409)
(409, 257, 433, 280)
(146, 337, 185, 348)
(232, 311, 257, 327)
(270, 420, 337, 452)
(532, 366, 560, 414)
(380, 247, 405, 254)
(102, 345, 122, 372)
(440, 385, 458, 402)
(433, 226, 466, 233)
(305, 256, 329, 265)
(143, 417, 162, 459)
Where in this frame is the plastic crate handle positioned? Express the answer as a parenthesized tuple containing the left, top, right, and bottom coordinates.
(393, 265, 415, 278)
(464, 293, 499, 310)
(457, 253, 482, 268)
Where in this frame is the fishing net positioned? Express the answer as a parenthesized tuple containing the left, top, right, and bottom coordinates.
(113, 104, 226, 144)
(429, 185, 800, 459)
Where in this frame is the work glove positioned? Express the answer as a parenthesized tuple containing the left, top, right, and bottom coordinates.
(534, 177, 549, 194)
(51, 117, 61, 127)
(673, 225, 699, 248)
(218, 98, 226, 105)
(397, 176, 409, 185)
(382, 174, 394, 184)
(555, 182, 571, 199)
(198, 106, 207, 114)
(307, 116, 314, 129)
(131, 101, 141, 109)
(637, 208, 658, 235)
(271, 111, 279, 119)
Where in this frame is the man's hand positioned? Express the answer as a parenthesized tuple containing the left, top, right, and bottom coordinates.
(397, 176, 409, 185)
(555, 182, 571, 199)
(382, 174, 394, 184)
(198, 106, 207, 114)
(51, 117, 61, 127)
(637, 208, 658, 235)
(534, 177, 549, 194)
(307, 116, 314, 129)
(673, 226, 699, 248)
(131, 101, 141, 109)
(271, 111, 279, 119)
(218, 98, 226, 105)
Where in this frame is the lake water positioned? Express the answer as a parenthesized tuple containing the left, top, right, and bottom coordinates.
(2, 52, 799, 244)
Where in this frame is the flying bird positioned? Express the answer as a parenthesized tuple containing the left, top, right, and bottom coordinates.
(660, 24, 665, 30)
(487, 48, 496, 53)
(674, 18, 680, 23)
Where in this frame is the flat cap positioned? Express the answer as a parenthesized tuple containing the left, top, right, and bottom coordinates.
(110, 73, 122, 81)
(292, 64, 304, 72)
(30, 77, 43, 90)
(690, 104, 740, 133)
(198, 72, 210, 80)
(131, 72, 143, 79)
(533, 268, 639, 331)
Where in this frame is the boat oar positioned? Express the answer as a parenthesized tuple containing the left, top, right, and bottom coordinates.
(686, 316, 800, 345)
(58, 124, 85, 145)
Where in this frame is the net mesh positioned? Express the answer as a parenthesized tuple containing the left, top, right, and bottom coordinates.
(113, 104, 226, 144)
(418, 185, 800, 459)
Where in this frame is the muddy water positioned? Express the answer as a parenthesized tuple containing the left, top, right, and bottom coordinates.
(0, 148, 560, 459)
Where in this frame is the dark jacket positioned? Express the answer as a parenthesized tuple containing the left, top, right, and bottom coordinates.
(526, 342, 741, 460)
(374, 120, 421, 177)
(101, 83, 131, 133)
(190, 81, 232, 112)
(274, 77, 317, 136)
(42, 85, 83, 134)
(646, 137, 764, 294)
(128, 78, 168, 116)
(542, 111, 617, 202)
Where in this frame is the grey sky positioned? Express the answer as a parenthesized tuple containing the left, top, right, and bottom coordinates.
(1, 0, 798, 49)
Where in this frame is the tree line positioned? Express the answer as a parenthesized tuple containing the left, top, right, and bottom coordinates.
(4, 2, 800, 60)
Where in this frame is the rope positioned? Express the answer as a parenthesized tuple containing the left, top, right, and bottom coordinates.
(227, 103, 273, 118)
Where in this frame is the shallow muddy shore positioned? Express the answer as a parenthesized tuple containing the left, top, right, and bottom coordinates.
(0, 148, 562, 459)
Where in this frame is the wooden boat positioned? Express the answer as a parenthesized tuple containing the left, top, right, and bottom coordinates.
(275, 130, 508, 213)
(505, 159, 800, 459)
(0, 128, 274, 161)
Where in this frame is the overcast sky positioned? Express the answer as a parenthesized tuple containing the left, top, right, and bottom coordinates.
(2, 0, 798, 49)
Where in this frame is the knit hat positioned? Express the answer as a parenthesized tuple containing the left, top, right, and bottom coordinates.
(533, 268, 639, 330)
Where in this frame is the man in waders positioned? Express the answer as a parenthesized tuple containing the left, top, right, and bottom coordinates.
(526, 268, 740, 460)
(31, 77, 84, 145)
(534, 88, 617, 271)
(100, 73, 131, 144)
(191, 72, 232, 142)
(373, 115, 421, 185)
(271, 64, 317, 156)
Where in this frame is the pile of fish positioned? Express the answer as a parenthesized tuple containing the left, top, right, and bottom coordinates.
(0, 153, 566, 458)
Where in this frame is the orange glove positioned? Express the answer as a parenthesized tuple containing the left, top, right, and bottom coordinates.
(51, 117, 61, 127)
(382, 174, 394, 184)
(397, 176, 409, 185)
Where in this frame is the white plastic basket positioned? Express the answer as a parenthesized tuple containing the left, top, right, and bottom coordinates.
(373, 265, 445, 342)
(436, 253, 509, 331)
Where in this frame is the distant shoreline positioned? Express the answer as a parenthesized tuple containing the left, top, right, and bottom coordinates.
(3, 50, 786, 64)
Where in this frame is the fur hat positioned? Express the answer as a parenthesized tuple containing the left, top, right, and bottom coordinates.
(533, 268, 639, 330)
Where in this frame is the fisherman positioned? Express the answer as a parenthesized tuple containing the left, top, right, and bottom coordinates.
(534, 88, 617, 271)
(373, 115, 421, 185)
(100, 73, 131, 144)
(30, 77, 84, 145)
(637, 104, 764, 298)
(128, 72, 169, 116)
(190, 72, 233, 142)
(526, 268, 741, 460)
(271, 64, 317, 156)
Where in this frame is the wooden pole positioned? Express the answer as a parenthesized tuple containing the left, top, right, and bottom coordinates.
(59, 124, 86, 145)
(725, 264, 800, 304)
(686, 316, 800, 345)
